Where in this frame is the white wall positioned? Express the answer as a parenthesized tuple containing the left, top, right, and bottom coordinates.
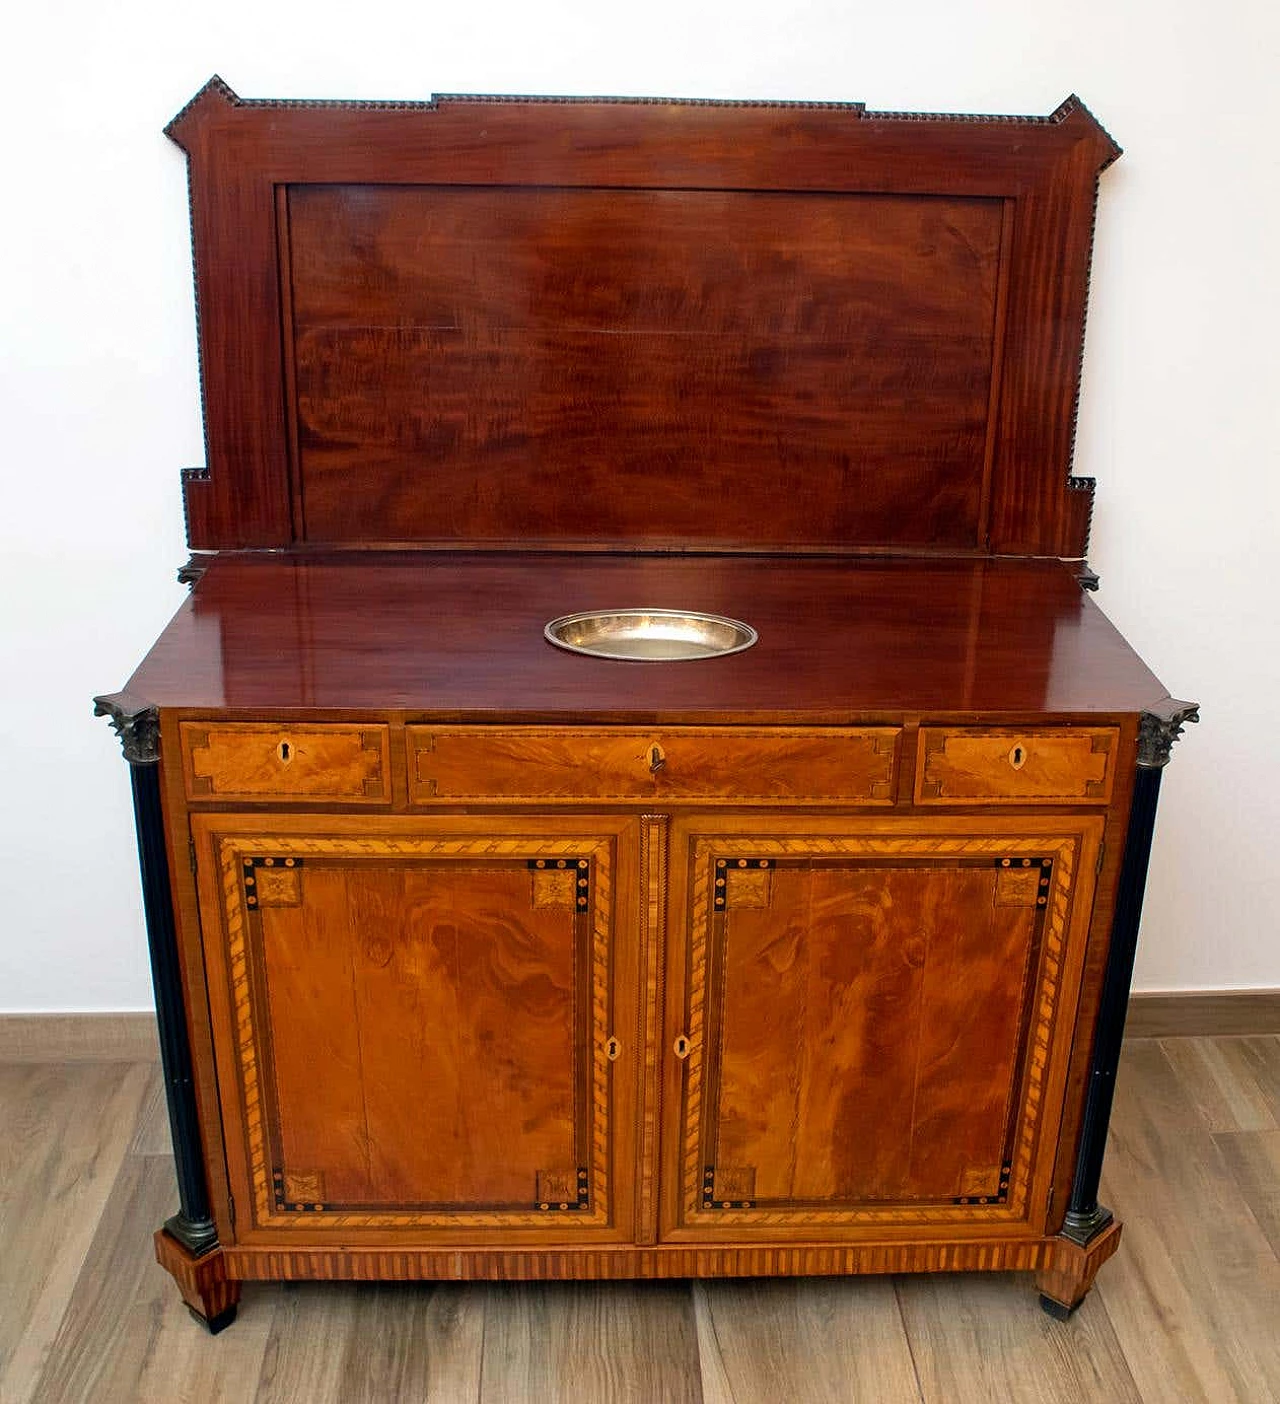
(2, 0, 1276, 1009)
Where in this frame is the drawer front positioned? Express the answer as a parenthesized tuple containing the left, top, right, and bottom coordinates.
(180, 724, 391, 803)
(408, 727, 900, 805)
(914, 727, 1118, 805)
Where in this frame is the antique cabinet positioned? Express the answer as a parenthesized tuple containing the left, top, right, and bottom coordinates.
(97, 80, 1196, 1332)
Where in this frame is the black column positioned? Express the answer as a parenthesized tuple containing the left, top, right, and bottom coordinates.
(1062, 698, 1199, 1246)
(96, 692, 218, 1256)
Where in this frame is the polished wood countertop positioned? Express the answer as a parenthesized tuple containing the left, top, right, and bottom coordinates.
(124, 552, 1168, 720)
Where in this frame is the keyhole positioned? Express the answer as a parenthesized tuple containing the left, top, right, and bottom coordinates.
(674, 1034, 691, 1060)
(1009, 743, 1027, 770)
(649, 743, 666, 775)
(606, 1036, 621, 1061)
(277, 739, 293, 764)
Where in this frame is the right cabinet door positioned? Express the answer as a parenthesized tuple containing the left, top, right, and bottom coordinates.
(661, 815, 1104, 1241)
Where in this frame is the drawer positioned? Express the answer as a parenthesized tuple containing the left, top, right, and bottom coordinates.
(407, 727, 900, 805)
(180, 723, 391, 803)
(914, 727, 1118, 805)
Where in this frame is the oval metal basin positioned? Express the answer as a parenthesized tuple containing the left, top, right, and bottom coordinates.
(545, 608, 757, 662)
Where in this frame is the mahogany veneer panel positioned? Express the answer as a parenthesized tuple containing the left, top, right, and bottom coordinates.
(167, 82, 1118, 556)
(127, 554, 1170, 718)
(708, 860, 1038, 1200)
(663, 820, 1102, 1238)
(287, 186, 1002, 549)
(256, 862, 581, 1208)
(193, 815, 637, 1239)
(407, 726, 899, 805)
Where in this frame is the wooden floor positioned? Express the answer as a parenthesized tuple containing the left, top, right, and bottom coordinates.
(2, 1036, 1277, 1403)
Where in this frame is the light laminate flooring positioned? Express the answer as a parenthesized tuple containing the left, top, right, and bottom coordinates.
(2, 1035, 1277, 1403)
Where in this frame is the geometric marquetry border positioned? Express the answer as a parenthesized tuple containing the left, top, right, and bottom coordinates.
(678, 832, 1079, 1230)
(214, 832, 615, 1231)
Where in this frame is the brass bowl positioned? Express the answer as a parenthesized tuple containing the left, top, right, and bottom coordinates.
(544, 608, 758, 662)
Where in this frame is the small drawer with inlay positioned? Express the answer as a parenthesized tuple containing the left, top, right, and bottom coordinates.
(407, 726, 900, 805)
(179, 723, 391, 803)
(914, 727, 1118, 805)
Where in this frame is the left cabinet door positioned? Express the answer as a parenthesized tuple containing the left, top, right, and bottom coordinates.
(190, 814, 640, 1243)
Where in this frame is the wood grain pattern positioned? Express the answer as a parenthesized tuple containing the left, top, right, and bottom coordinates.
(125, 554, 1169, 717)
(1157, 1035, 1279, 1131)
(916, 726, 1116, 804)
(693, 1278, 921, 1403)
(167, 84, 1117, 557)
(155, 1228, 242, 1323)
(30, 1155, 274, 1404)
(1125, 989, 1280, 1038)
(477, 1281, 703, 1404)
(220, 1239, 1058, 1281)
(1095, 1040, 1280, 1401)
(9, 1041, 1274, 1400)
(335, 1283, 485, 1402)
(408, 726, 899, 804)
(0, 1063, 153, 1402)
(197, 825, 623, 1233)
(1035, 1219, 1123, 1311)
(1214, 1128, 1280, 1258)
(667, 825, 1093, 1234)
(894, 1269, 1144, 1403)
(635, 815, 669, 1247)
(0, 1012, 158, 1063)
(181, 723, 390, 803)
(289, 185, 1002, 550)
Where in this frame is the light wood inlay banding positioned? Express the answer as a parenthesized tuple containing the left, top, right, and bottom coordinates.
(915, 727, 1117, 805)
(182, 723, 390, 804)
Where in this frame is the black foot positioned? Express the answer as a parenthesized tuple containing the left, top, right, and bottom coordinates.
(188, 1304, 237, 1335)
(1039, 1293, 1078, 1321)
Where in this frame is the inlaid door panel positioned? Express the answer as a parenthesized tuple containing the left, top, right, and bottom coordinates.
(662, 816, 1102, 1239)
(192, 815, 638, 1241)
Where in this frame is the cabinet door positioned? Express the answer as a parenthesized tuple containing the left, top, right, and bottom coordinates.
(192, 815, 638, 1241)
(661, 816, 1103, 1240)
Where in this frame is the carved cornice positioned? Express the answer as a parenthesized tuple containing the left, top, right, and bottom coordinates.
(94, 691, 160, 764)
(167, 75, 1116, 135)
(1137, 700, 1200, 769)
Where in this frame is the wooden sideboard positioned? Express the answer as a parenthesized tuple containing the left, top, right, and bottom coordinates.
(97, 84, 1195, 1331)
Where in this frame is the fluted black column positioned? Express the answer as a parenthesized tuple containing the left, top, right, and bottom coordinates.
(95, 691, 218, 1256)
(1061, 698, 1199, 1246)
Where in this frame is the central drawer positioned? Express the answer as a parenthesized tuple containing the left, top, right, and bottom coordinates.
(406, 727, 900, 805)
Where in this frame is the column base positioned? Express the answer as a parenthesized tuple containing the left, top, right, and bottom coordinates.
(154, 1228, 241, 1333)
(1035, 1216, 1123, 1318)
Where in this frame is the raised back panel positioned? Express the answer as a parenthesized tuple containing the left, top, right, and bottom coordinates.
(169, 81, 1119, 555)
(287, 186, 1003, 548)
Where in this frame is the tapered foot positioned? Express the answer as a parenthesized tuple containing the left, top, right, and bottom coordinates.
(155, 1228, 241, 1332)
(1035, 1218, 1123, 1316)
(188, 1303, 238, 1334)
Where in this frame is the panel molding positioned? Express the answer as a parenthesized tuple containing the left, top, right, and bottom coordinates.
(677, 831, 1083, 1232)
(207, 829, 616, 1232)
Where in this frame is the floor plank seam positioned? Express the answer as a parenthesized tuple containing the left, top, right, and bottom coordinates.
(892, 1277, 929, 1404)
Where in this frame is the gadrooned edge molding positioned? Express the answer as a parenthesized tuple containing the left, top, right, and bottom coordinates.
(166, 76, 1119, 143)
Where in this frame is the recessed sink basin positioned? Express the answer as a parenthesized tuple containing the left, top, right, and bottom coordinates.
(544, 609, 758, 662)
